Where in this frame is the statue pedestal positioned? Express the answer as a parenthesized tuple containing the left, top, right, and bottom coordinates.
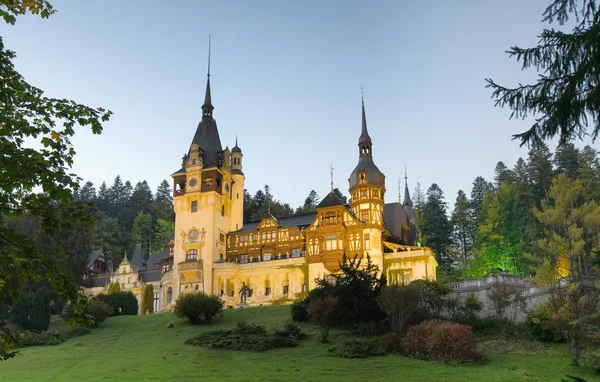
(237, 302, 248, 309)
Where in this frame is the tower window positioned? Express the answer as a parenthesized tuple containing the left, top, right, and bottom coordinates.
(361, 210, 368, 221)
(325, 234, 338, 250)
(359, 173, 366, 184)
(221, 205, 225, 216)
(191, 201, 198, 212)
(186, 249, 198, 261)
(365, 234, 370, 250)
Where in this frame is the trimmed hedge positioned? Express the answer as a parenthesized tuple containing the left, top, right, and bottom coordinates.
(174, 292, 223, 324)
(94, 292, 138, 316)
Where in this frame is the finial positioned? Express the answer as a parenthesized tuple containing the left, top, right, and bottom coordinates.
(404, 165, 408, 181)
(361, 85, 364, 103)
(398, 178, 402, 203)
(207, 34, 211, 77)
(235, 134, 238, 147)
(330, 163, 335, 192)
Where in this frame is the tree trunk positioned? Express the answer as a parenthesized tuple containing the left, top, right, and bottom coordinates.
(570, 336, 580, 364)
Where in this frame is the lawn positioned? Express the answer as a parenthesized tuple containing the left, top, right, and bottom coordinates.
(0, 305, 597, 381)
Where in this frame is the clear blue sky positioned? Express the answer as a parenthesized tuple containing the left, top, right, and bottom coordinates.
(2, 0, 592, 209)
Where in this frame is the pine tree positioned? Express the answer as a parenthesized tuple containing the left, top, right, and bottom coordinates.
(413, 183, 426, 209)
(421, 184, 454, 272)
(578, 146, 600, 203)
(155, 179, 174, 221)
(494, 161, 514, 186)
(132, 212, 154, 256)
(527, 141, 554, 204)
(451, 190, 473, 268)
(75, 181, 97, 202)
(554, 142, 581, 178)
(29, 288, 50, 332)
(469, 176, 494, 228)
(486, 0, 600, 145)
(97, 181, 111, 215)
(153, 219, 174, 252)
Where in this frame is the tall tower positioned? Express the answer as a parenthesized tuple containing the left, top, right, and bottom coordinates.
(348, 91, 386, 271)
(230, 137, 245, 232)
(170, 39, 235, 299)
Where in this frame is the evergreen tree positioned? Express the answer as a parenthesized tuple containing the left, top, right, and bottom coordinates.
(494, 161, 514, 186)
(554, 142, 581, 178)
(333, 188, 347, 204)
(296, 190, 320, 215)
(97, 181, 111, 214)
(109, 176, 127, 220)
(152, 219, 174, 252)
(142, 284, 154, 315)
(155, 179, 174, 221)
(413, 183, 426, 209)
(486, 0, 600, 145)
(132, 212, 154, 256)
(527, 141, 554, 204)
(469, 176, 494, 227)
(75, 181, 96, 202)
(421, 184, 454, 272)
(29, 288, 50, 332)
(578, 146, 600, 203)
(451, 190, 473, 268)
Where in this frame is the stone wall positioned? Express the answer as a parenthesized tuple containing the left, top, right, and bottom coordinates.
(451, 273, 549, 323)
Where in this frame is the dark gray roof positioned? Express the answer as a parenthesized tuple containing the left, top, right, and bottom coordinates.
(359, 97, 372, 145)
(87, 249, 103, 268)
(234, 213, 317, 233)
(348, 156, 385, 189)
(189, 117, 223, 168)
(82, 273, 110, 289)
(232, 137, 241, 153)
(130, 244, 145, 271)
(140, 268, 162, 283)
(403, 177, 413, 207)
(232, 169, 244, 175)
(384, 202, 420, 246)
(317, 191, 345, 208)
(147, 249, 168, 268)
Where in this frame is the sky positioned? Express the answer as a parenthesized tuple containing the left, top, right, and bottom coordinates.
(2, 0, 597, 210)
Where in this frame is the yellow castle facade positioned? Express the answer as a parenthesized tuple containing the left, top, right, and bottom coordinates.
(83, 67, 437, 312)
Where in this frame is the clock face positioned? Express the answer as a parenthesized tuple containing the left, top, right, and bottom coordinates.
(225, 183, 230, 193)
(189, 230, 198, 239)
(188, 177, 198, 187)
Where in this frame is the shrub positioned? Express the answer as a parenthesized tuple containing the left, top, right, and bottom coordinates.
(378, 332, 403, 353)
(308, 295, 341, 343)
(378, 285, 420, 334)
(275, 321, 305, 340)
(334, 338, 386, 359)
(141, 284, 154, 315)
(526, 304, 565, 343)
(86, 300, 112, 327)
(9, 288, 50, 332)
(167, 321, 174, 328)
(403, 320, 481, 363)
(186, 320, 301, 352)
(580, 348, 600, 373)
(291, 300, 309, 322)
(108, 282, 121, 294)
(94, 292, 138, 316)
(174, 292, 224, 324)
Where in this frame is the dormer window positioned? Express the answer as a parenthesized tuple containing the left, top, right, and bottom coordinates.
(359, 172, 366, 184)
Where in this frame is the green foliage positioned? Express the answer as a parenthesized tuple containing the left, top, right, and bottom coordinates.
(421, 184, 454, 272)
(403, 320, 481, 363)
(86, 300, 112, 328)
(141, 284, 154, 315)
(274, 321, 305, 340)
(308, 295, 340, 343)
(333, 338, 386, 359)
(290, 300, 309, 322)
(378, 332, 403, 353)
(132, 212, 153, 251)
(9, 288, 50, 333)
(531, 174, 600, 362)
(173, 292, 224, 325)
(580, 348, 600, 373)
(486, 0, 600, 145)
(526, 303, 565, 343)
(94, 292, 138, 316)
(185, 320, 300, 352)
(378, 284, 420, 334)
(16, 316, 90, 348)
(107, 282, 121, 294)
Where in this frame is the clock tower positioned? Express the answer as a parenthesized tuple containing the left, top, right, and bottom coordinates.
(169, 48, 243, 302)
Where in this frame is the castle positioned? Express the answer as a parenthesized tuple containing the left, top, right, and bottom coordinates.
(83, 64, 438, 312)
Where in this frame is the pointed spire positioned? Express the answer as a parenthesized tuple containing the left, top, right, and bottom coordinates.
(202, 35, 214, 118)
(403, 166, 413, 207)
(398, 177, 402, 203)
(330, 163, 335, 191)
(358, 86, 372, 157)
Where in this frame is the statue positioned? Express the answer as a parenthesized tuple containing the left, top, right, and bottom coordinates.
(239, 282, 249, 303)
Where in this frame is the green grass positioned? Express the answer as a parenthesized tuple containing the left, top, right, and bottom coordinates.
(1, 306, 598, 381)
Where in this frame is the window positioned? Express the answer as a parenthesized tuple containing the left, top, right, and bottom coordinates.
(195, 284, 199, 290)
(253, 233, 258, 241)
(291, 248, 301, 258)
(153, 293, 159, 312)
(221, 205, 225, 216)
(283, 284, 289, 294)
(220, 233, 225, 243)
(359, 172, 366, 184)
(263, 253, 272, 261)
(361, 190, 367, 197)
(325, 234, 338, 250)
(237, 192, 239, 199)
(361, 210, 369, 221)
(365, 234, 370, 250)
(191, 201, 198, 212)
(324, 213, 336, 225)
(261, 232, 266, 240)
(373, 190, 379, 198)
(167, 287, 173, 304)
(219, 253, 224, 260)
(240, 254, 248, 263)
(405, 274, 411, 285)
(186, 249, 198, 261)
(265, 279, 271, 296)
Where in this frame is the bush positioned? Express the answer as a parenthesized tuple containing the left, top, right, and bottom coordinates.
(526, 304, 565, 343)
(108, 282, 121, 294)
(16, 316, 90, 348)
(186, 320, 301, 352)
(403, 320, 481, 363)
(334, 338, 386, 359)
(378, 332, 403, 353)
(94, 292, 138, 316)
(308, 295, 341, 343)
(291, 300, 309, 322)
(9, 288, 50, 332)
(174, 292, 224, 324)
(86, 300, 112, 327)
(378, 285, 420, 334)
(580, 348, 600, 373)
(275, 321, 305, 340)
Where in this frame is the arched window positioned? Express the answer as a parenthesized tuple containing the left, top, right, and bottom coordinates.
(167, 287, 173, 303)
(187, 249, 198, 261)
